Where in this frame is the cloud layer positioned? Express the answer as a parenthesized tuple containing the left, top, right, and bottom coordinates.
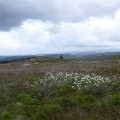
(0, 8, 120, 55)
(0, 0, 120, 55)
(0, 0, 120, 30)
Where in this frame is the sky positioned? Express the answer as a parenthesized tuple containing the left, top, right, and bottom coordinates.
(0, 0, 120, 55)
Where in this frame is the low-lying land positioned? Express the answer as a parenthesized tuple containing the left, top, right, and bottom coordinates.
(0, 56, 120, 120)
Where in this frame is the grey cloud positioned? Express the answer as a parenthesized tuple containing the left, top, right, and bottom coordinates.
(0, 0, 56, 30)
(0, 0, 120, 30)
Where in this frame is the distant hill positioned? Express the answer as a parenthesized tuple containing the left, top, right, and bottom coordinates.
(84, 52, 120, 59)
(0, 52, 120, 63)
(0, 56, 7, 59)
(45, 52, 120, 59)
(43, 52, 102, 58)
(0, 56, 37, 63)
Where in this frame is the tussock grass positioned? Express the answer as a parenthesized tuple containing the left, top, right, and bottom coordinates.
(0, 58, 120, 119)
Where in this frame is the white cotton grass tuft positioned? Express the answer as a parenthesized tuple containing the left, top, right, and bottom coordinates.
(26, 72, 112, 96)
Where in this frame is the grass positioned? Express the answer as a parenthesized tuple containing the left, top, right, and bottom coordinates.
(0, 57, 120, 119)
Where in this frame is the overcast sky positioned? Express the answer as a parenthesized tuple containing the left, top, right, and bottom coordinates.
(0, 0, 120, 55)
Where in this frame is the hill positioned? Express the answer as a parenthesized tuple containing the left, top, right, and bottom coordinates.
(0, 55, 120, 119)
(0, 52, 120, 63)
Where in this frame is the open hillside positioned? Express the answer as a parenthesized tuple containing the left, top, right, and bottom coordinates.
(0, 55, 120, 120)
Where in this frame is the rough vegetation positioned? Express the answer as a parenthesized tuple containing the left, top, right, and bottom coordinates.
(0, 57, 120, 120)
